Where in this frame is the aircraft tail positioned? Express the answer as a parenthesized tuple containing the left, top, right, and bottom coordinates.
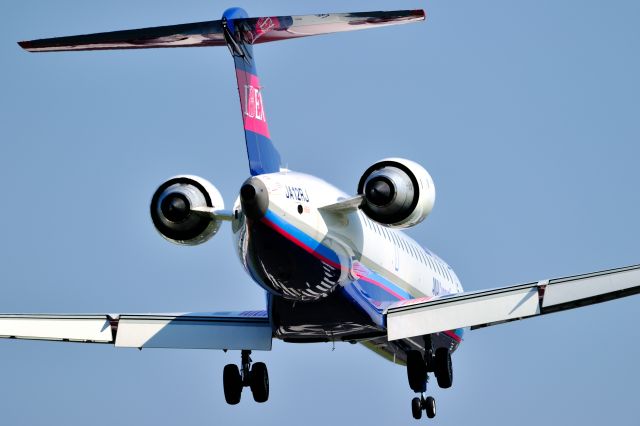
(222, 8, 278, 175)
(18, 8, 425, 175)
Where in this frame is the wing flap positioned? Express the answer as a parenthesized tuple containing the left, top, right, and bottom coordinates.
(386, 264, 640, 341)
(386, 285, 540, 341)
(0, 311, 272, 350)
(115, 313, 272, 350)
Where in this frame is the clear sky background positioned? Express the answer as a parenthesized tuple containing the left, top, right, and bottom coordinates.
(1, 1, 639, 425)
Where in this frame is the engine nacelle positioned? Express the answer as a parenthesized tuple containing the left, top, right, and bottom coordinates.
(358, 158, 435, 228)
(150, 175, 224, 245)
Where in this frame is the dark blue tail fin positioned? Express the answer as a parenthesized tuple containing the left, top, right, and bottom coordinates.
(222, 8, 280, 175)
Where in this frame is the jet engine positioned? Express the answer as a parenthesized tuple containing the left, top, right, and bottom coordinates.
(150, 175, 224, 245)
(358, 158, 435, 228)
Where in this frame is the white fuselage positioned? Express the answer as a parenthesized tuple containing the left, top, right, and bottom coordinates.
(232, 171, 463, 314)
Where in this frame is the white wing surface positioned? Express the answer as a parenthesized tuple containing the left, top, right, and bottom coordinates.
(0, 311, 271, 350)
(386, 264, 640, 341)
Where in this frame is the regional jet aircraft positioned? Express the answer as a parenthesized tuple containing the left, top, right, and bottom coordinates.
(9, 7, 639, 420)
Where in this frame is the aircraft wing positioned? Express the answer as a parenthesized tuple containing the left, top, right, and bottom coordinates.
(386, 264, 640, 341)
(0, 311, 272, 350)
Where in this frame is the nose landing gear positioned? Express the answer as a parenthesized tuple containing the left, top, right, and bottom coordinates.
(411, 395, 437, 419)
(223, 350, 269, 404)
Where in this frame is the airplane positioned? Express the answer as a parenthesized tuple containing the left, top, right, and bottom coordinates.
(7, 6, 640, 420)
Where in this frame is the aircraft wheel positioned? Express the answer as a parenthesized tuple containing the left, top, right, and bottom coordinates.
(250, 362, 269, 403)
(406, 350, 427, 392)
(223, 364, 242, 405)
(434, 348, 453, 389)
(425, 396, 436, 419)
(411, 397, 422, 420)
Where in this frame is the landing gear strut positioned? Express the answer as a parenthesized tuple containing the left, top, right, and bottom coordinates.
(406, 336, 453, 419)
(223, 350, 269, 404)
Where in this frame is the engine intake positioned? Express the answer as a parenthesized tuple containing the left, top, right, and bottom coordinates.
(150, 175, 224, 245)
(358, 158, 435, 228)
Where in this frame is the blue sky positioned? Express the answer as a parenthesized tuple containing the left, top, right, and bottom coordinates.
(1, 1, 639, 424)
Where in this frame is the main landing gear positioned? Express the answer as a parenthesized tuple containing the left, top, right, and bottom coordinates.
(405, 337, 453, 420)
(223, 350, 269, 404)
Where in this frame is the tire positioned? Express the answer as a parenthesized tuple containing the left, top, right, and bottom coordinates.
(425, 396, 436, 419)
(223, 364, 242, 405)
(250, 362, 269, 403)
(406, 350, 427, 392)
(434, 348, 453, 389)
(411, 397, 422, 420)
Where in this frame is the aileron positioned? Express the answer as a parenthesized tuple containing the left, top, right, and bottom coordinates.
(541, 264, 640, 312)
(0, 314, 114, 343)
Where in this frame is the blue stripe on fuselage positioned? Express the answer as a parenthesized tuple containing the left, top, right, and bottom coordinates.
(263, 210, 340, 266)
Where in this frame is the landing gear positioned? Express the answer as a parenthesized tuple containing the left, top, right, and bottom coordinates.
(405, 337, 452, 419)
(411, 394, 437, 420)
(223, 364, 242, 404)
(222, 350, 269, 404)
(406, 350, 427, 392)
(433, 347, 453, 389)
(406, 348, 453, 391)
(424, 396, 436, 419)
(411, 397, 422, 420)
(250, 362, 269, 403)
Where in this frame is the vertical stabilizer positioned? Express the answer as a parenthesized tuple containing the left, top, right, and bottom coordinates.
(222, 8, 281, 176)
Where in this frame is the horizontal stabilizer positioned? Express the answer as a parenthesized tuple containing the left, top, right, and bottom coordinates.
(18, 21, 226, 52)
(0, 311, 272, 350)
(18, 10, 425, 52)
(386, 264, 640, 341)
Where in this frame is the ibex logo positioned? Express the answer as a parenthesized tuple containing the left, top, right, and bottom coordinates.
(243, 84, 266, 122)
(248, 17, 276, 43)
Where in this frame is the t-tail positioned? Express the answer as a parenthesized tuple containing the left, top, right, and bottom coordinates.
(222, 8, 278, 175)
(19, 7, 425, 176)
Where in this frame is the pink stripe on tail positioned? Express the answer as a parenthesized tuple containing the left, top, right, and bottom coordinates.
(235, 70, 270, 138)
